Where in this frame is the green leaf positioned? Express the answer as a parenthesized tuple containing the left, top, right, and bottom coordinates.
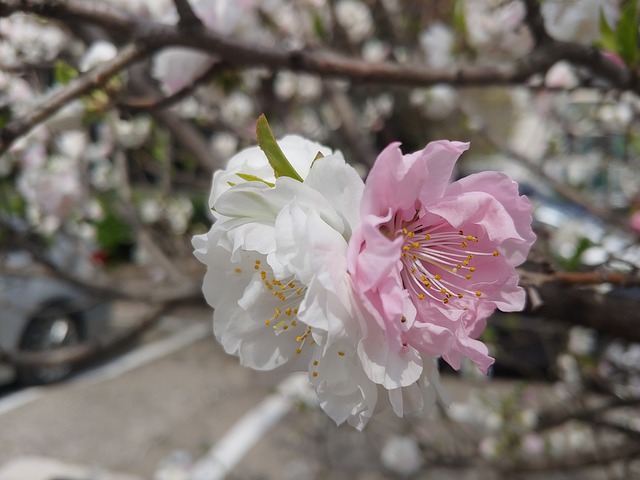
(236, 173, 275, 187)
(255, 114, 303, 182)
(616, 0, 638, 67)
(598, 8, 618, 52)
(53, 60, 78, 85)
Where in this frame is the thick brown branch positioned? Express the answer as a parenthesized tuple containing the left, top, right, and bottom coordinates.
(173, 0, 203, 29)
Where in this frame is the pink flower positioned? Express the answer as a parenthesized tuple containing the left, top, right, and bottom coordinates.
(348, 141, 535, 387)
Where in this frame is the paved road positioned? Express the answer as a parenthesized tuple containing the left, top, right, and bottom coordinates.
(0, 305, 298, 479)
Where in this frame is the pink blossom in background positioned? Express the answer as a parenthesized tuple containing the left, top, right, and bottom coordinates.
(348, 141, 535, 388)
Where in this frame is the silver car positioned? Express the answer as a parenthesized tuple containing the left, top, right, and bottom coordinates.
(0, 249, 110, 385)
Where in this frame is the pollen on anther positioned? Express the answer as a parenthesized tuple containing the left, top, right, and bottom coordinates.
(493, 250, 499, 257)
(418, 293, 425, 300)
(461, 241, 468, 248)
(313, 360, 318, 366)
(254, 265, 259, 270)
(296, 349, 302, 354)
(234, 268, 242, 273)
(466, 274, 473, 280)
(285, 308, 292, 316)
(407, 231, 414, 237)
(469, 267, 476, 272)
(265, 320, 271, 325)
(458, 293, 464, 299)
(338, 351, 345, 356)
(475, 291, 482, 297)
(443, 298, 449, 304)
(312, 371, 318, 377)
(435, 274, 442, 280)
(466, 235, 473, 241)
(425, 234, 431, 240)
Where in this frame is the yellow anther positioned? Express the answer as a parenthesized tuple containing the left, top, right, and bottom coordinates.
(313, 360, 318, 366)
(403, 245, 410, 251)
(461, 241, 468, 248)
(418, 293, 425, 300)
(468, 255, 473, 259)
(272, 291, 279, 296)
(265, 320, 271, 325)
(469, 267, 476, 272)
(440, 288, 447, 294)
(291, 320, 297, 326)
(466, 274, 473, 280)
(255, 259, 261, 264)
(296, 289, 303, 295)
(288, 282, 295, 288)
(338, 351, 345, 356)
(410, 268, 417, 274)
(282, 325, 288, 331)
(493, 250, 499, 256)
(401, 316, 407, 323)
(281, 285, 286, 290)
(296, 349, 302, 354)
(294, 309, 298, 314)
(463, 260, 469, 265)
(254, 265, 259, 270)
(260, 271, 267, 279)
(407, 231, 414, 237)
(411, 242, 420, 248)
(234, 268, 242, 273)
(296, 336, 302, 342)
(312, 371, 318, 377)
(421, 275, 427, 281)
(424, 281, 431, 288)
(275, 308, 281, 315)
(475, 291, 482, 297)
(458, 293, 464, 299)
(466, 235, 473, 241)
(425, 234, 431, 240)
(435, 274, 442, 280)
(443, 298, 449, 304)
(402, 228, 408, 235)
(285, 308, 292, 316)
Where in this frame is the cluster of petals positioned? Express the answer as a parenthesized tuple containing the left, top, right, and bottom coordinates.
(194, 134, 535, 429)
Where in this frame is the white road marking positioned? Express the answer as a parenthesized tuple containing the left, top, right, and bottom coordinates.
(188, 372, 312, 480)
(0, 319, 210, 416)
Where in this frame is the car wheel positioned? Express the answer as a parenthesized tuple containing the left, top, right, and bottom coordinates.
(17, 306, 82, 385)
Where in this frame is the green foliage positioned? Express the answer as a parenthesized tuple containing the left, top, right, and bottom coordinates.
(255, 114, 303, 181)
(558, 236, 595, 272)
(598, 2, 638, 67)
(94, 211, 133, 262)
(236, 173, 275, 187)
(53, 60, 78, 85)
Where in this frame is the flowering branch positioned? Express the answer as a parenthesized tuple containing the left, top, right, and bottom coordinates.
(173, 0, 203, 29)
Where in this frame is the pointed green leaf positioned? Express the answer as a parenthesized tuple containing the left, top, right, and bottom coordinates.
(598, 8, 618, 52)
(236, 173, 275, 187)
(616, 0, 638, 67)
(256, 114, 303, 182)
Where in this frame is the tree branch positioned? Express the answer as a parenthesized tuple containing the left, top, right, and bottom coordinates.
(0, 41, 150, 156)
(173, 0, 202, 29)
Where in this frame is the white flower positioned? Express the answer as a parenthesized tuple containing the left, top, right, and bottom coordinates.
(194, 136, 378, 428)
(542, 0, 620, 44)
(420, 22, 454, 69)
(335, 0, 373, 43)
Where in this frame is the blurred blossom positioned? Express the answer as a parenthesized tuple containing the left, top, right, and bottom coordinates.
(335, 0, 373, 43)
(541, 0, 620, 44)
(597, 103, 633, 132)
(297, 74, 322, 102)
(521, 433, 545, 457)
(464, 0, 532, 59)
(113, 116, 152, 149)
(362, 39, 390, 62)
(557, 353, 582, 391)
(380, 435, 424, 477)
(210, 132, 239, 159)
(545, 61, 579, 89)
(568, 326, 597, 356)
(274, 71, 298, 101)
(220, 91, 254, 126)
(0, 13, 68, 67)
(580, 246, 608, 266)
(89, 158, 119, 191)
(166, 196, 194, 234)
(45, 98, 86, 131)
(420, 22, 454, 68)
(479, 436, 500, 459)
(420, 85, 459, 120)
(56, 130, 88, 160)
(140, 198, 163, 224)
(80, 41, 118, 72)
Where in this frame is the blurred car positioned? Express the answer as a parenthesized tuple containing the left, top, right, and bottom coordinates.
(0, 247, 110, 386)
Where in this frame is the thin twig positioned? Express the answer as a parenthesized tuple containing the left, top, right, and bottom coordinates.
(173, 0, 203, 29)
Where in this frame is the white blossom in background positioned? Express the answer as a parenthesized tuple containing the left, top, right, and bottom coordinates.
(545, 61, 580, 89)
(410, 84, 459, 120)
(139, 198, 164, 224)
(220, 91, 254, 126)
(463, 0, 532, 59)
(335, 0, 373, 43)
(112, 116, 152, 149)
(209, 132, 239, 160)
(541, 0, 620, 44)
(362, 39, 391, 62)
(165, 196, 194, 235)
(420, 22, 455, 68)
(568, 326, 597, 356)
(79, 41, 118, 72)
(0, 13, 68, 68)
(380, 435, 423, 477)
